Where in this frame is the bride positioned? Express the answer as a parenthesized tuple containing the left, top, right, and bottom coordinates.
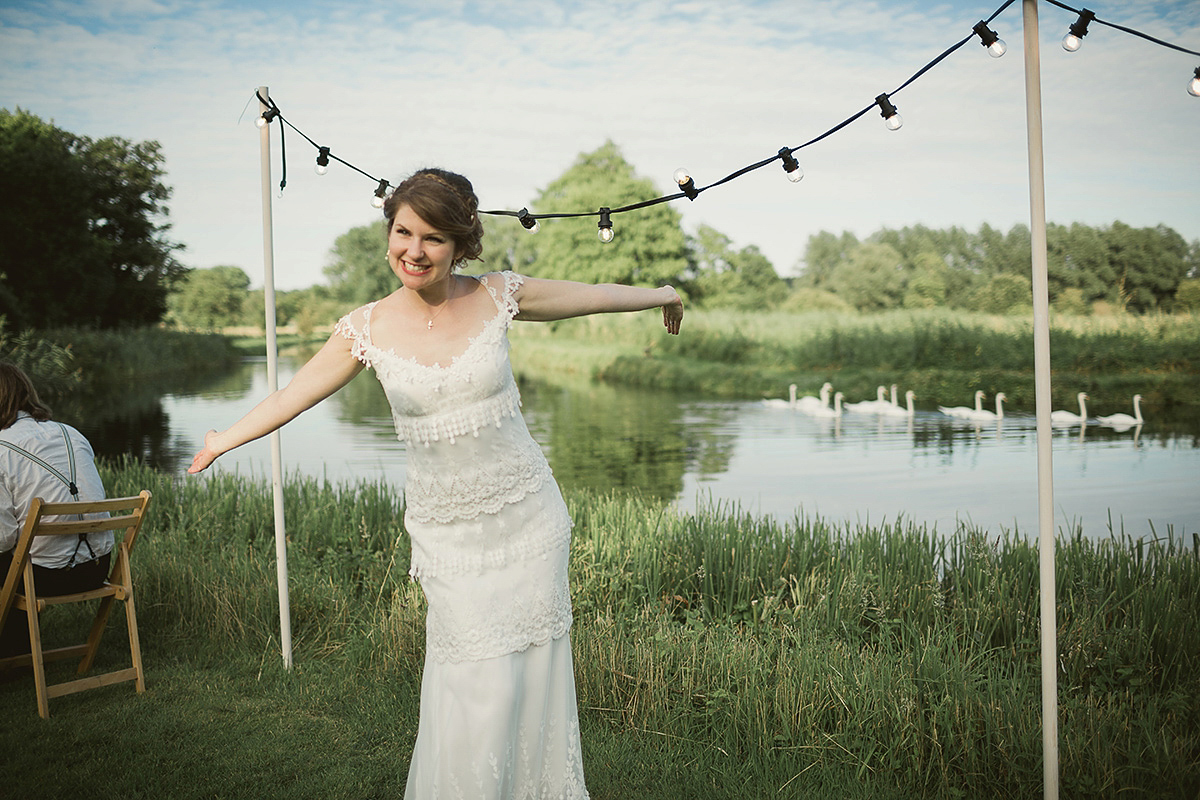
(189, 168, 683, 798)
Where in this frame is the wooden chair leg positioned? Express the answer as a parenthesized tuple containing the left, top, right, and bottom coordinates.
(25, 596, 49, 719)
(123, 592, 145, 693)
(78, 595, 116, 675)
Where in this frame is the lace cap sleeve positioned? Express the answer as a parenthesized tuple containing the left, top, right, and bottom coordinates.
(333, 302, 377, 367)
(479, 271, 525, 322)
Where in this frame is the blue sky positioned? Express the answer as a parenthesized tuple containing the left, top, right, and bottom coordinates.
(2, 0, 1197, 289)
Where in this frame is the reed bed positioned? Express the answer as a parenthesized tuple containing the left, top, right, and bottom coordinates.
(58, 461, 1197, 798)
(518, 307, 1200, 420)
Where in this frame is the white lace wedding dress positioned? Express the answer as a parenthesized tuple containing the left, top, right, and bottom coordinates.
(335, 271, 590, 799)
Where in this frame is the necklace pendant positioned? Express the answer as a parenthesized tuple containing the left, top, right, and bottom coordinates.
(427, 319, 434, 330)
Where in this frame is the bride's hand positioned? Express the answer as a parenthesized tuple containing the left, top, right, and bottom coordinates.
(661, 286, 683, 335)
(188, 430, 222, 474)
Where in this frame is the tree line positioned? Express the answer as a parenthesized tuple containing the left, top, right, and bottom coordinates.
(3, 111, 1198, 340)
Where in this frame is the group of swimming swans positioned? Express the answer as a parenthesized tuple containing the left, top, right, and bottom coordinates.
(1050, 392, 1144, 429)
(765, 384, 1144, 428)
(763, 383, 914, 419)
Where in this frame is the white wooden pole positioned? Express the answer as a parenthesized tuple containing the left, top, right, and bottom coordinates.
(1019, 6, 1059, 798)
(257, 85, 294, 669)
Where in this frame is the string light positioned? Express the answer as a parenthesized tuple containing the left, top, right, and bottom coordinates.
(875, 93, 903, 131)
(597, 208, 614, 243)
(372, 178, 389, 208)
(972, 20, 1007, 58)
(315, 146, 330, 175)
(778, 148, 803, 183)
(1061, 8, 1094, 52)
(673, 168, 699, 200)
(251, 1, 1197, 238)
(517, 208, 540, 233)
(255, 107, 279, 128)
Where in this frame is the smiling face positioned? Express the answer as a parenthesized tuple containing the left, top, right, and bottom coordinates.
(386, 203, 459, 294)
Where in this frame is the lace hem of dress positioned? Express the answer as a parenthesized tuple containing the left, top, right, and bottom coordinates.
(393, 381, 523, 447)
(407, 494, 573, 578)
(425, 585, 574, 664)
(404, 436, 555, 525)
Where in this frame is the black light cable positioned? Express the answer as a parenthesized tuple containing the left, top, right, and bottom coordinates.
(251, 0, 1195, 233)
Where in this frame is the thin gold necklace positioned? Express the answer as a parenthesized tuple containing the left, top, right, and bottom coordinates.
(407, 277, 455, 330)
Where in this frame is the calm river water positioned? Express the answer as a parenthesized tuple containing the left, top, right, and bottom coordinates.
(89, 356, 1199, 542)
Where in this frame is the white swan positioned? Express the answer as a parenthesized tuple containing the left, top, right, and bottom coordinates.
(939, 390, 985, 419)
(958, 392, 1005, 422)
(844, 385, 890, 413)
(878, 390, 916, 417)
(763, 384, 798, 409)
(795, 382, 833, 413)
(808, 391, 844, 418)
(1050, 392, 1089, 426)
(1097, 394, 1143, 429)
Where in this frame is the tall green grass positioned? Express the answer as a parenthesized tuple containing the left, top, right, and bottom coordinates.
(513, 308, 1200, 420)
(44, 462, 1192, 798)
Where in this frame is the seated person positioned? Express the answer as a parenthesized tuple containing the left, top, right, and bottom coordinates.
(0, 361, 112, 658)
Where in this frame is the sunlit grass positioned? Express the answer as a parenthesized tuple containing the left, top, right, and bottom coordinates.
(5, 462, 1177, 798)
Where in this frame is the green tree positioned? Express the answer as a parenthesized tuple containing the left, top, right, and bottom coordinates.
(1174, 278, 1200, 312)
(523, 141, 689, 287)
(479, 214, 538, 276)
(1105, 222, 1190, 312)
(903, 253, 948, 309)
(168, 266, 250, 330)
(688, 225, 787, 309)
(323, 222, 394, 306)
(0, 108, 184, 328)
(796, 230, 859, 289)
(971, 273, 1032, 314)
(825, 242, 907, 311)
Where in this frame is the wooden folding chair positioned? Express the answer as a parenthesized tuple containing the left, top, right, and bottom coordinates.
(0, 490, 152, 718)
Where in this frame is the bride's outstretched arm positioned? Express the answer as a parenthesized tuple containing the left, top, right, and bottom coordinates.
(513, 276, 683, 335)
(189, 332, 365, 473)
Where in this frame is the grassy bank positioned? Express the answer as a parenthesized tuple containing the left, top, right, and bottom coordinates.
(507, 308, 1200, 423)
(2, 461, 1196, 798)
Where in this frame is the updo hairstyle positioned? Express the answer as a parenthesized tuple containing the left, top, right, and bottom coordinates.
(382, 168, 485, 263)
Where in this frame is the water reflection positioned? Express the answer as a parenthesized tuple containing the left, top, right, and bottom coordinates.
(75, 355, 1198, 541)
(521, 380, 736, 501)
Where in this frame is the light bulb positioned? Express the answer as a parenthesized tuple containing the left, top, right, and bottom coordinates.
(315, 147, 330, 175)
(255, 115, 268, 129)
(517, 208, 540, 233)
(674, 168, 698, 200)
(1190, 68, 1200, 98)
(875, 93, 902, 132)
(777, 147, 803, 183)
(597, 208, 614, 243)
(972, 21, 1006, 59)
(315, 163, 328, 175)
(372, 178, 389, 208)
(1063, 10, 1094, 54)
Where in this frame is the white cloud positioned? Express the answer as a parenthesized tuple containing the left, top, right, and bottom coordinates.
(2, 0, 1197, 288)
